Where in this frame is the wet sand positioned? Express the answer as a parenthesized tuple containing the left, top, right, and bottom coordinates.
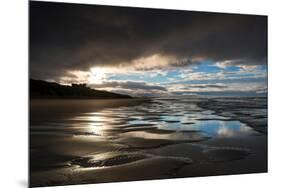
(30, 97, 267, 187)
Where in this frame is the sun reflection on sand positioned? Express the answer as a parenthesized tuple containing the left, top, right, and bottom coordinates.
(70, 113, 113, 136)
(73, 110, 131, 137)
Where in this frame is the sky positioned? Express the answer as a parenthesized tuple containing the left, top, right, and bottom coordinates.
(29, 1, 267, 97)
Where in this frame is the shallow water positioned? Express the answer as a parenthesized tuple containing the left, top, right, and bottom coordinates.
(30, 97, 267, 187)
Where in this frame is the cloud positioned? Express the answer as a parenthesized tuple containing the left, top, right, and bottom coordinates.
(188, 84, 228, 89)
(167, 83, 228, 93)
(166, 82, 266, 94)
(30, 1, 267, 81)
(175, 65, 266, 83)
(87, 80, 168, 97)
(215, 59, 267, 69)
(89, 81, 167, 91)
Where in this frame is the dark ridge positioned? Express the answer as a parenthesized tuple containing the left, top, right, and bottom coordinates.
(30, 79, 132, 99)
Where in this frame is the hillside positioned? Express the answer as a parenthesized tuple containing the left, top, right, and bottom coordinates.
(30, 79, 132, 99)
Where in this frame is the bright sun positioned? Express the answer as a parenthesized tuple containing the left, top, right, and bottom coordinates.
(88, 67, 107, 84)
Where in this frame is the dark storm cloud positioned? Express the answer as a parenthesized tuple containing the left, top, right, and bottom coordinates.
(89, 81, 167, 91)
(30, 1, 267, 80)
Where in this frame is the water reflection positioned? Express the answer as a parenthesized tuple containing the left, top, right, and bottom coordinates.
(194, 120, 255, 137)
(31, 98, 262, 141)
(68, 99, 259, 141)
(68, 112, 126, 137)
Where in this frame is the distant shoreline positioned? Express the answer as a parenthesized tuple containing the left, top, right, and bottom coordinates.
(29, 97, 151, 101)
(30, 96, 137, 100)
(30, 78, 133, 99)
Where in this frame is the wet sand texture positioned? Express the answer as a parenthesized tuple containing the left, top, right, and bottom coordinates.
(30, 97, 267, 187)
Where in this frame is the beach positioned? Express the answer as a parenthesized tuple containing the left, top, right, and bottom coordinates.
(30, 97, 267, 187)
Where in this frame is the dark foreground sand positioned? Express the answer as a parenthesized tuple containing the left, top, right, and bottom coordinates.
(30, 97, 267, 187)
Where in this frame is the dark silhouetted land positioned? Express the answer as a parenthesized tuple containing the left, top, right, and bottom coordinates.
(30, 79, 132, 99)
